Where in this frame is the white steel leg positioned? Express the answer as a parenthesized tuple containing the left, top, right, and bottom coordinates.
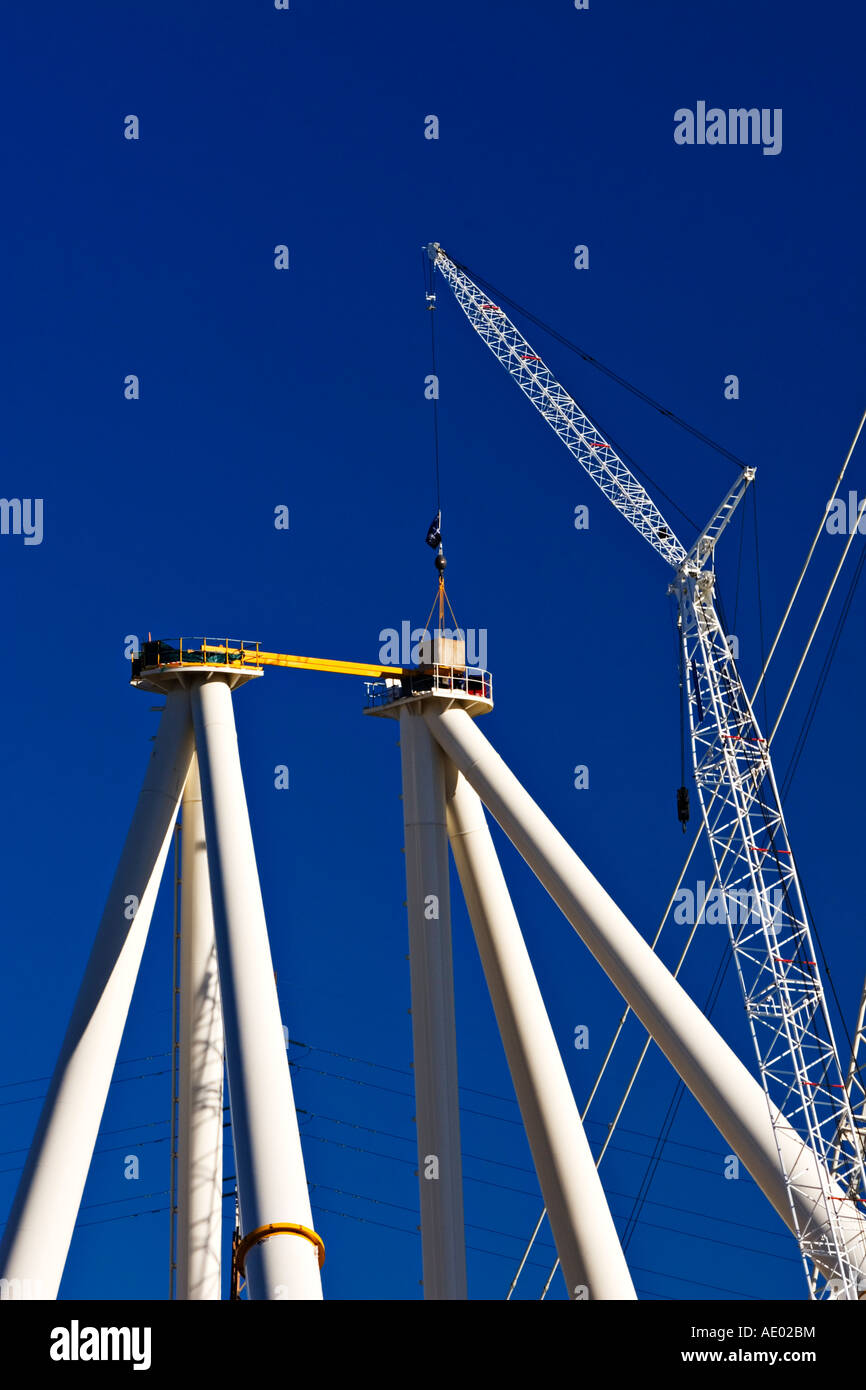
(445, 764, 635, 1300)
(399, 707, 467, 1300)
(0, 691, 194, 1299)
(424, 705, 866, 1287)
(191, 678, 322, 1301)
(177, 754, 224, 1300)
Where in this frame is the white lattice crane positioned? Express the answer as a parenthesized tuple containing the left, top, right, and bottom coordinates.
(428, 242, 866, 1299)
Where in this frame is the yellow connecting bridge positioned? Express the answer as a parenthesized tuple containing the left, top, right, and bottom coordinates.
(199, 642, 408, 680)
(132, 638, 408, 681)
(130, 636, 493, 714)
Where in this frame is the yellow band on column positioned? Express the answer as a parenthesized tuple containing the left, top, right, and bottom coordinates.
(235, 1221, 326, 1275)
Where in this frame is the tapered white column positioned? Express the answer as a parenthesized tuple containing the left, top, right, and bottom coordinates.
(425, 706, 866, 1286)
(399, 707, 467, 1300)
(445, 765, 635, 1300)
(177, 754, 224, 1300)
(191, 677, 322, 1301)
(0, 691, 194, 1300)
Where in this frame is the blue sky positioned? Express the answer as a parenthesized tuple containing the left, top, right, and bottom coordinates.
(1, 0, 864, 1301)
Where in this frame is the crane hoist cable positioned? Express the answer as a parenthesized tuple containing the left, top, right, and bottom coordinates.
(424, 251, 442, 517)
(751, 483, 771, 736)
(422, 245, 445, 586)
(674, 605, 690, 830)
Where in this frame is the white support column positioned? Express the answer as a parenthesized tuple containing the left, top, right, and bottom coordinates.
(0, 691, 194, 1300)
(425, 706, 866, 1286)
(177, 754, 224, 1300)
(399, 707, 467, 1300)
(191, 677, 322, 1301)
(445, 764, 635, 1300)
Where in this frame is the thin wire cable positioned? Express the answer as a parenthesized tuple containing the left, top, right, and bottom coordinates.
(423, 248, 442, 514)
(769, 495, 866, 744)
(752, 483, 771, 735)
(780, 542, 866, 800)
(0, 1051, 171, 1093)
(751, 406, 866, 707)
(505, 1209, 547, 1299)
(512, 801, 721, 1297)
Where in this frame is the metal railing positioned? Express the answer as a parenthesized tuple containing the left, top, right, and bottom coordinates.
(138, 638, 262, 669)
(365, 664, 493, 709)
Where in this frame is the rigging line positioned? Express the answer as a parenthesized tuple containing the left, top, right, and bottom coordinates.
(626, 1265, 762, 1301)
(292, 1037, 812, 1160)
(294, 1055, 772, 1165)
(316, 1189, 766, 1298)
(79, 1189, 170, 1214)
(751, 405, 866, 707)
(799, 873, 866, 1133)
(578, 811, 710, 1120)
(308, 1098, 775, 1169)
(619, 1213, 797, 1266)
(302, 1121, 739, 1189)
(506, 1210, 547, 1300)
(0, 1118, 170, 1159)
(0, 1066, 171, 1110)
(510, 800, 720, 1298)
(2, 1121, 788, 1269)
(310, 1200, 554, 1274)
(672, 604, 686, 789)
(451, 256, 749, 475)
(429, 282, 442, 515)
(292, 1039, 524, 1109)
(541, 932, 739, 1296)
(313, 1176, 796, 1267)
(0, 1136, 170, 1175)
(622, 937, 735, 1250)
(312, 1180, 557, 1254)
(74, 1207, 168, 1230)
(594, 864, 723, 1171)
(590, 789, 762, 1177)
(732, 492, 747, 630)
(303, 1138, 787, 1267)
(769, 494, 866, 746)
(443, 583, 461, 635)
(781, 542, 866, 801)
(512, 819, 737, 1296)
(292, 1057, 531, 1128)
(752, 482, 771, 737)
(422, 583, 440, 637)
(782, 557, 861, 793)
(3, 1162, 778, 1301)
(44, 1192, 767, 1300)
(0, 1051, 171, 1093)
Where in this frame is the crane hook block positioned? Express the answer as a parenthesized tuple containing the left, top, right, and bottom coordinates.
(676, 786, 690, 831)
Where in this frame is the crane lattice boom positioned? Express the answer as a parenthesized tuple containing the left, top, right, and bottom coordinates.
(429, 242, 866, 1297)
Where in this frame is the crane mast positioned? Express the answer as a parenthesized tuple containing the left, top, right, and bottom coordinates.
(428, 243, 866, 1297)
